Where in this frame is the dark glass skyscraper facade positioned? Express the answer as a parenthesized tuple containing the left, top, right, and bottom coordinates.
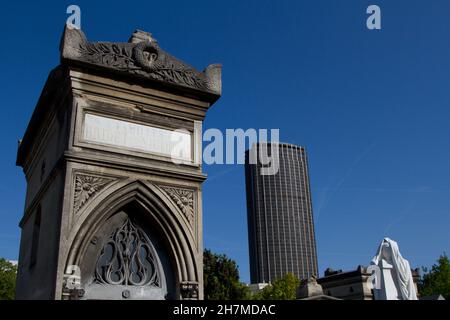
(245, 143, 318, 283)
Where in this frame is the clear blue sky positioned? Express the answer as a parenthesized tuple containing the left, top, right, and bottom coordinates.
(1, 0, 449, 283)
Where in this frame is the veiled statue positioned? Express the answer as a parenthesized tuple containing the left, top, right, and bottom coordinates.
(370, 238, 418, 300)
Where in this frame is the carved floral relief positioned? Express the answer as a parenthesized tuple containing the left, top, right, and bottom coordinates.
(73, 174, 113, 214)
(160, 186, 195, 228)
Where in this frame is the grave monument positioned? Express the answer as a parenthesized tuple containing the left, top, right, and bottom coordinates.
(15, 24, 221, 300)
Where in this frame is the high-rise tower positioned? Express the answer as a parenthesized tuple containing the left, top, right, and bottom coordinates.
(245, 143, 318, 283)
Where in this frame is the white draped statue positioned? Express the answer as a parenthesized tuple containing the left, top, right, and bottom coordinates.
(370, 238, 418, 300)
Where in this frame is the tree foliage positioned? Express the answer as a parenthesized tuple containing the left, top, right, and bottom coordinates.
(419, 253, 450, 299)
(203, 249, 250, 300)
(252, 273, 300, 300)
(0, 258, 17, 300)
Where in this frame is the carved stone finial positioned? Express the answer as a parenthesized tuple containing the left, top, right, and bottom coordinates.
(128, 30, 156, 44)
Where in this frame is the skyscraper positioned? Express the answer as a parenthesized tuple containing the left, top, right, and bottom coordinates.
(245, 143, 318, 283)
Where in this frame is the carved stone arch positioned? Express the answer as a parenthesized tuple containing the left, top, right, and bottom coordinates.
(63, 179, 200, 300)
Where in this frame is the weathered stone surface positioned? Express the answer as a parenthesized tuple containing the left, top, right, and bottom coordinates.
(61, 24, 221, 97)
(297, 276, 324, 299)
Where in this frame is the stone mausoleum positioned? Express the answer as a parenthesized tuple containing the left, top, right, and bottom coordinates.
(15, 24, 221, 300)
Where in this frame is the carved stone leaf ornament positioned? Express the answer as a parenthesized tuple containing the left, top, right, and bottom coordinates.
(161, 187, 194, 227)
(73, 174, 113, 213)
(77, 40, 209, 90)
(61, 25, 221, 95)
(78, 41, 136, 70)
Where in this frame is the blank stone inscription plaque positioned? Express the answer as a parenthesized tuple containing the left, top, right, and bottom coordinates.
(83, 113, 192, 161)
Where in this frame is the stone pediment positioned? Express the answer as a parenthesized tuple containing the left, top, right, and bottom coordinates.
(60, 24, 221, 99)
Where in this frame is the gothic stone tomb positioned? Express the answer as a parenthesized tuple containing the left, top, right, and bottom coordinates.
(15, 25, 221, 300)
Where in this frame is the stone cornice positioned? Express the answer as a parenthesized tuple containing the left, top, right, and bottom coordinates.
(63, 150, 207, 183)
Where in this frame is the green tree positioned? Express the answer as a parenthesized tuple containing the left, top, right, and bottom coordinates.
(203, 249, 250, 300)
(419, 253, 450, 299)
(253, 273, 300, 300)
(0, 258, 17, 300)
